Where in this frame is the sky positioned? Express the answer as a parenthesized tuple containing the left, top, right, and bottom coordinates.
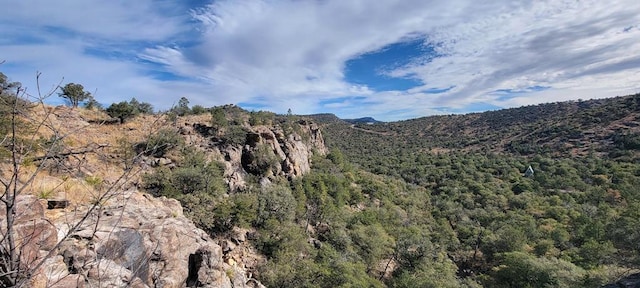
(1, 0, 640, 121)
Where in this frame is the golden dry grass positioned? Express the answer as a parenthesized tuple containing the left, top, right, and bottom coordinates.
(3, 104, 176, 206)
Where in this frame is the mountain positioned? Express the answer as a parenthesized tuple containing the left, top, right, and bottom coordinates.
(318, 94, 640, 163)
(342, 117, 382, 124)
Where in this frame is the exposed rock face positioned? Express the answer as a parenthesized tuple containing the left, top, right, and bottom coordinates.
(179, 118, 327, 191)
(0, 195, 58, 277)
(240, 123, 327, 181)
(6, 192, 262, 288)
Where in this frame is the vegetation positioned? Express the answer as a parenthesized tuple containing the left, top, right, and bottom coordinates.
(1, 71, 144, 287)
(137, 127, 182, 157)
(105, 97, 154, 123)
(137, 96, 640, 287)
(58, 82, 92, 108)
(4, 68, 640, 287)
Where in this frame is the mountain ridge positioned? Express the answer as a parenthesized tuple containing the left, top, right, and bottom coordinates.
(313, 94, 640, 161)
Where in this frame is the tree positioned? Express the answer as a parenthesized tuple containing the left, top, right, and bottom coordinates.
(0, 72, 20, 95)
(106, 101, 137, 123)
(173, 97, 190, 116)
(129, 97, 154, 114)
(83, 97, 102, 110)
(1, 72, 26, 150)
(104, 98, 153, 123)
(210, 107, 228, 128)
(58, 83, 92, 108)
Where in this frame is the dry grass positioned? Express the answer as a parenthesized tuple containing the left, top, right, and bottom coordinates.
(3, 104, 176, 206)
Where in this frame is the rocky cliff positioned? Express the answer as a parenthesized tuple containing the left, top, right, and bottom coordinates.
(9, 192, 263, 288)
(177, 117, 327, 192)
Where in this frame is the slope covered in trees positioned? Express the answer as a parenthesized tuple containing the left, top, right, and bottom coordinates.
(305, 94, 640, 286)
(316, 94, 640, 160)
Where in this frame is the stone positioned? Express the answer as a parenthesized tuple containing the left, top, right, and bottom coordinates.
(49, 274, 86, 288)
(231, 227, 248, 244)
(47, 199, 70, 209)
(0, 195, 58, 272)
(32, 190, 263, 288)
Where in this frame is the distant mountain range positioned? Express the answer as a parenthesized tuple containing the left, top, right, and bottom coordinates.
(304, 114, 382, 124)
(309, 94, 640, 161)
(342, 117, 382, 124)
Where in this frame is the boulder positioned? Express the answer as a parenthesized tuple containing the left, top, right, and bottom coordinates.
(0, 195, 58, 272)
(23, 191, 264, 288)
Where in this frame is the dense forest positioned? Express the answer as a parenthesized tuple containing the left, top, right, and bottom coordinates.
(307, 94, 640, 287)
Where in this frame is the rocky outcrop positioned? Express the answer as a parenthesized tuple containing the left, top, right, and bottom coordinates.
(5, 192, 263, 288)
(178, 118, 327, 192)
(240, 123, 327, 181)
(0, 195, 58, 278)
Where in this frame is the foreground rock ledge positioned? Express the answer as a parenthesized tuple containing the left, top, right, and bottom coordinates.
(6, 192, 263, 288)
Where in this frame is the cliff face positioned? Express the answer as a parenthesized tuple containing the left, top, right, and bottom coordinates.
(16, 192, 263, 288)
(179, 118, 327, 191)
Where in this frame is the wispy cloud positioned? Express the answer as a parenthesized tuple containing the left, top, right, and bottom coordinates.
(1, 0, 639, 120)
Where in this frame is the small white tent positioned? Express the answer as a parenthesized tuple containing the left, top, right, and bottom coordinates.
(524, 165, 534, 178)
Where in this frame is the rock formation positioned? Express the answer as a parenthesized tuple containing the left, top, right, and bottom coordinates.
(5, 192, 263, 288)
(179, 118, 327, 192)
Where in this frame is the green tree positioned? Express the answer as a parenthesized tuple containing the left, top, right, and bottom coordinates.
(58, 83, 92, 108)
(105, 101, 136, 123)
(257, 184, 296, 225)
(83, 97, 102, 110)
(0, 72, 20, 95)
(129, 97, 154, 114)
(173, 96, 190, 116)
(0, 72, 30, 159)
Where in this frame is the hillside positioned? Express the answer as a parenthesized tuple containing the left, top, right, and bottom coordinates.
(3, 74, 640, 287)
(313, 94, 640, 164)
(0, 99, 325, 287)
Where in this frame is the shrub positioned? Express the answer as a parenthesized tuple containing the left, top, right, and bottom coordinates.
(257, 184, 296, 225)
(191, 105, 208, 115)
(140, 128, 183, 157)
(106, 101, 137, 123)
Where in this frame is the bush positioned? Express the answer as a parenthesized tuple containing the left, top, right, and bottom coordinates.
(221, 125, 247, 146)
(140, 128, 183, 157)
(105, 98, 154, 123)
(191, 105, 208, 115)
(106, 101, 137, 123)
(257, 184, 296, 225)
(486, 252, 586, 288)
(249, 111, 275, 126)
(211, 107, 228, 128)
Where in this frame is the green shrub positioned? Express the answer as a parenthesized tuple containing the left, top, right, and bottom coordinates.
(257, 184, 296, 225)
(140, 128, 183, 157)
(221, 125, 247, 146)
(106, 101, 137, 123)
(191, 105, 208, 115)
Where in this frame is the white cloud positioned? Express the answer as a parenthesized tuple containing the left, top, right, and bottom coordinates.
(0, 0, 186, 41)
(1, 0, 640, 120)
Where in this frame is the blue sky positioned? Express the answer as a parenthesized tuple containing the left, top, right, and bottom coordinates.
(1, 0, 640, 121)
